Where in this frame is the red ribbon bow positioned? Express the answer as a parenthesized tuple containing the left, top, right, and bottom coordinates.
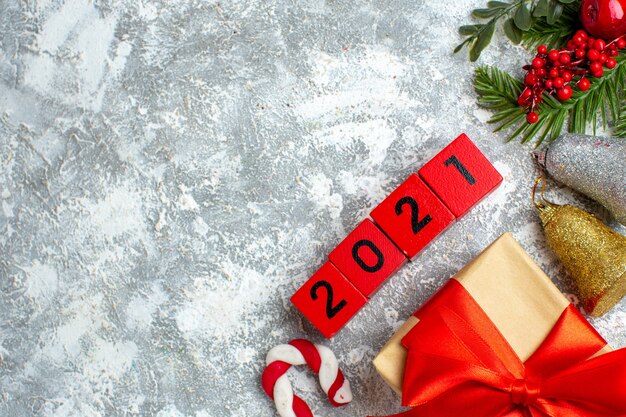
(379, 280, 626, 417)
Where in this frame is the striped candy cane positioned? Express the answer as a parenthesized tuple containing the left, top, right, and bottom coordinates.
(261, 339, 352, 417)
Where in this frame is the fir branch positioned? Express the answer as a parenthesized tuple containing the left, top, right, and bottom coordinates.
(614, 103, 626, 137)
(474, 66, 523, 112)
(474, 54, 626, 145)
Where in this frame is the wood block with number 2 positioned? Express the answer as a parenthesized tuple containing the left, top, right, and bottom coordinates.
(291, 262, 367, 338)
(418, 133, 502, 218)
(328, 219, 407, 298)
(371, 174, 455, 260)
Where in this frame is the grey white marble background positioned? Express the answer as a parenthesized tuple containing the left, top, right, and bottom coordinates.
(1, 1, 624, 416)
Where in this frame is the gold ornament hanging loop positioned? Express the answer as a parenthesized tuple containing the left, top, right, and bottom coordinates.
(532, 177, 548, 210)
(532, 177, 558, 225)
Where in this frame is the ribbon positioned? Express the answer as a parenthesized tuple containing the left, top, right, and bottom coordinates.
(377, 280, 626, 417)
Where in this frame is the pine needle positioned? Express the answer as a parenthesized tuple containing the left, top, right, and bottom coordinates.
(614, 102, 626, 138)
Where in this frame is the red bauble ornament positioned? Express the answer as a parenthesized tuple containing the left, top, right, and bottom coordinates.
(580, 0, 626, 39)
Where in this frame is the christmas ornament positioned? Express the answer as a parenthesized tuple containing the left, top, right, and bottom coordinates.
(518, 30, 625, 123)
(533, 178, 626, 317)
(533, 134, 626, 225)
(581, 0, 626, 39)
(261, 339, 352, 417)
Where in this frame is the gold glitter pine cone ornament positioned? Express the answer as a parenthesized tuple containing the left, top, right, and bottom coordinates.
(533, 178, 626, 317)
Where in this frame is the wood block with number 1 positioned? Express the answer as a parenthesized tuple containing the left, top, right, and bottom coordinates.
(371, 174, 455, 260)
(291, 262, 368, 338)
(418, 133, 503, 217)
(328, 219, 407, 298)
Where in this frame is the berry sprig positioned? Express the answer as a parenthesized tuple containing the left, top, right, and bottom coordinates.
(518, 30, 626, 124)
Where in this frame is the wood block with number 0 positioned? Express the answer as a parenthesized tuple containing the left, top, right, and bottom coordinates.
(418, 133, 503, 217)
(328, 219, 407, 298)
(291, 262, 367, 338)
(371, 174, 455, 260)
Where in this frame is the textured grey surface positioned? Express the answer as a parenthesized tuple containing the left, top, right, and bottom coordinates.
(0, 1, 624, 417)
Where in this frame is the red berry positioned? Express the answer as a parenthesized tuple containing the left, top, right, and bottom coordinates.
(593, 39, 607, 51)
(574, 35, 584, 45)
(576, 30, 589, 40)
(537, 68, 547, 78)
(559, 54, 571, 64)
(606, 57, 617, 68)
(525, 73, 539, 85)
(527, 112, 539, 124)
(580, 0, 626, 39)
(618, 38, 626, 49)
(553, 77, 565, 88)
(578, 78, 591, 90)
(575, 48, 586, 58)
(545, 79, 554, 89)
(609, 49, 619, 56)
(538, 45, 548, 54)
(599, 53, 608, 63)
(592, 68, 605, 77)
(588, 49, 600, 60)
(549, 68, 560, 78)
(548, 50, 560, 61)
(557, 86, 573, 101)
(562, 71, 572, 81)
(532, 57, 545, 69)
(590, 61, 603, 72)
(567, 40, 577, 49)
(521, 88, 533, 99)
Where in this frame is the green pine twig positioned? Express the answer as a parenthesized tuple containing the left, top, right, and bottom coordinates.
(474, 54, 626, 145)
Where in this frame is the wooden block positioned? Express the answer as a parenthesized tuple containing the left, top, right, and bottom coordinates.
(418, 133, 502, 217)
(328, 219, 407, 298)
(291, 262, 368, 338)
(371, 174, 455, 260)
